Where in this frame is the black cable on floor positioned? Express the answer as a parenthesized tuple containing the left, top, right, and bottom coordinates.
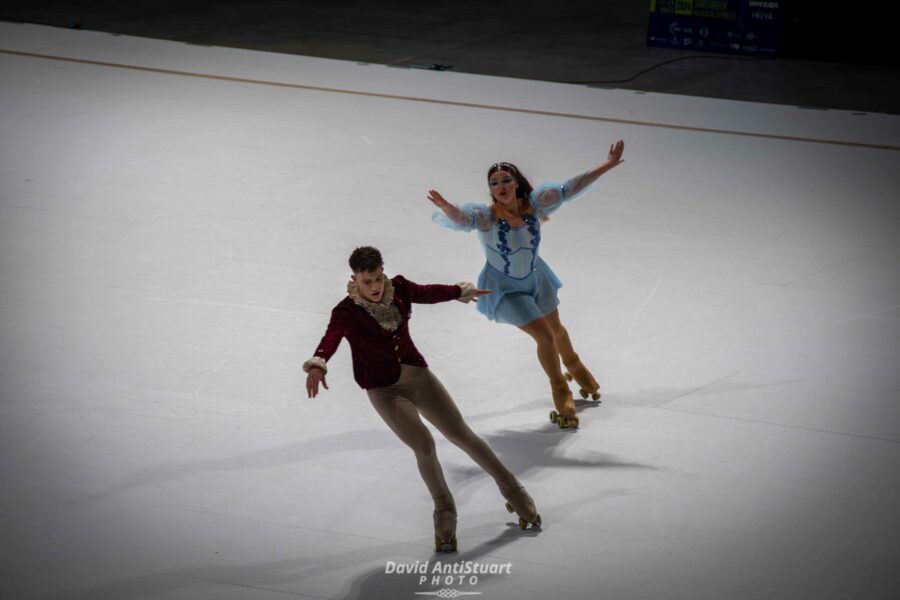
(570, 54, 777, 85)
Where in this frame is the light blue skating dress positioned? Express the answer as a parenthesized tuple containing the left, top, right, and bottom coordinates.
(432, 171, 596, 326)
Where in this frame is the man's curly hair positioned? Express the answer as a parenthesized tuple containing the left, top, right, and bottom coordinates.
(348, 246, 383, 273)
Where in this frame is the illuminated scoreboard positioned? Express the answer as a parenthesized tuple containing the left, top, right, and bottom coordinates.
(647, 0, 784, 57)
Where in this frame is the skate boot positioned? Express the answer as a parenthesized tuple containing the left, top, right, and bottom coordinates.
(500, 483, 542, 530)
(549, 381, 579, 429)
(563, 358, 601, 401)
(433, 496, 457, 552)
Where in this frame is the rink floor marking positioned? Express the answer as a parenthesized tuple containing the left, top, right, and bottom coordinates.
(2, 48, 898, 152)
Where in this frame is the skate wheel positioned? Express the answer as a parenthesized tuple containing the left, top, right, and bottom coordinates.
(518, 514, 542, 530)
(559, 415, 579, 429)
(549, 410, 558, 423)
(435, 534, 458, 553)
(579, 388, 589, 399)
(564, 371, 573, 382)
(592, 393, 601, 402)
(505, 501, 514, 513)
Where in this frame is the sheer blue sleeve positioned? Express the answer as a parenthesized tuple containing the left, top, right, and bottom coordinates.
(531, 170, 595, 219)
(432, 203, 493, 232)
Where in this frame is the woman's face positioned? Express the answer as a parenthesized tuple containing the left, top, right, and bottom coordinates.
(488, 170, 518, 204)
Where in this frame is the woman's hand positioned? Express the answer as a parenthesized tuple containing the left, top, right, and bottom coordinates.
(428, 189, 468, 225)
(306, 367, 329, 398)
(605, 139, 625, 169)
(427, 189, 453, 211)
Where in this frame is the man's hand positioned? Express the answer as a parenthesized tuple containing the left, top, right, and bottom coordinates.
(306, 367, 329, 398)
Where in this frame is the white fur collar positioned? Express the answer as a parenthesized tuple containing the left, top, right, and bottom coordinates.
(347, 276, 401, 332)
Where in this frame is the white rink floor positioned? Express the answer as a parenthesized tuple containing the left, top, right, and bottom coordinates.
(2, 23, 900, 600)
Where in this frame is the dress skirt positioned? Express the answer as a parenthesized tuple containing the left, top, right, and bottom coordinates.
(475, 256, 562, 326)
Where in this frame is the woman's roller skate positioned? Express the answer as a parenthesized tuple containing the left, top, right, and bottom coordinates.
(563, 358, 601, 402)
(433, 496, 457, 552)
(549, 381, 579, 429)
(500, 484, 542, 530)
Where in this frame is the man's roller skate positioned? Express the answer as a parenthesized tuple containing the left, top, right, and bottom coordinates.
(549, 382, 579, 429)
(500, 484, 542, 530)
(563, 358, 601, 402)
(433, 496, 458, 552)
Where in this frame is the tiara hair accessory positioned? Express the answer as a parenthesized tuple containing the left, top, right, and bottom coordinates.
(491, 162, 517, 174)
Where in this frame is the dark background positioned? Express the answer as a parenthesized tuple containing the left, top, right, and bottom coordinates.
(2, 1, 898, 113)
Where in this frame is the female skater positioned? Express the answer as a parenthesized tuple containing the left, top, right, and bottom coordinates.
(428, 140, 625, 429)
(303, 246, 541, 553)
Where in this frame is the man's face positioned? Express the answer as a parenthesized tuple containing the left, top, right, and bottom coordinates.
(352, 265, 385, 302)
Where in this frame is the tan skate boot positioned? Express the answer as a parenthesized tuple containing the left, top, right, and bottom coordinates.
(549, 381, 579, 429)
(563, 357, 601, 402)
(499, 482, 542, 530)
(433, 495, 458, 552)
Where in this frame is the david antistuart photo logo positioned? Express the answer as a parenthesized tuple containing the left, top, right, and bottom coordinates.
(384, 559, 515, 597)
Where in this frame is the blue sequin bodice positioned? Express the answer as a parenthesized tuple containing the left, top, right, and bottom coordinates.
(479, 213, 541, 279)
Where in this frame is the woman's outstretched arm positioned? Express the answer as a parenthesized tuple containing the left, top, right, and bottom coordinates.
(563, 139, 625, 197)
(533, 139, 626, 216)
(427, 189, 471, 227)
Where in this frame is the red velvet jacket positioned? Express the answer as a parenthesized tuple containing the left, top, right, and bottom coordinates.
(313, 275, 462, 389)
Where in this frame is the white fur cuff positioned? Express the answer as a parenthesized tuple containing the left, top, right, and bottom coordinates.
(302, 356, 328, 374)
(456, 282, 478, 303)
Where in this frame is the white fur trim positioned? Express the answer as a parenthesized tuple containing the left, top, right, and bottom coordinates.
(347, 277, 401, 331)
(456, 282, 478, 303)
(303, 356, 327, 374)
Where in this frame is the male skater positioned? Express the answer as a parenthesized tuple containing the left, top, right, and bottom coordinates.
(304, 246, 541, 552)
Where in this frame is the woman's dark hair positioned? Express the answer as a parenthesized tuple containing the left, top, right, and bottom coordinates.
(487, 162, 534, 204)
(349, 246, 383, 273)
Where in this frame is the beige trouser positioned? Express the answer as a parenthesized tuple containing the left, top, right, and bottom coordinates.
(366, 365, 519, 505)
